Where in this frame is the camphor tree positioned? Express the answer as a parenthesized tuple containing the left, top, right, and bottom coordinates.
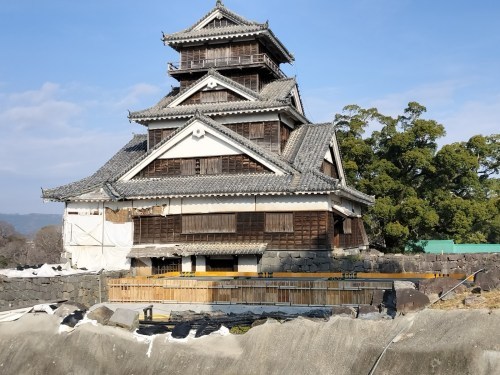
(334, 102, 499, 252)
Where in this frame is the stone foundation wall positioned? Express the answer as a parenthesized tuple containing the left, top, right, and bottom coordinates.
(1, 253, 498, 310)
(0, 271, 127, 311)
(260, 251, 500, 275)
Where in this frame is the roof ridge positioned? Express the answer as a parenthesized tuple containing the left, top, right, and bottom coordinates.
(130, 70, 263, 119)
(171, 2, 263, 35)
(288, 125, 310, 165)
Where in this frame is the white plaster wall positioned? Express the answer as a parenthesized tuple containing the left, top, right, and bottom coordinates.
(148, 119, 186, 129)
(63, 202, 133, 271)
(160, 132, 240, 159)
(104, 201, 131, 211)
(169, 198, 183, 214)
(324, 149, 333, 163)
(255, 195, 330, 211)
(182, 256, 192, 272)
(195, 256, 207, 272)
(66, 202, 102, 215)
(340, 198, 358, 214)
(181, 196, 256, 213)
(238, 255, 258, 272)
(73, 195, 333, 216)
(331, 195, 342, 206)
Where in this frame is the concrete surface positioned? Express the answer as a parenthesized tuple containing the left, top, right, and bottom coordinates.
(0, 309, 499, 374)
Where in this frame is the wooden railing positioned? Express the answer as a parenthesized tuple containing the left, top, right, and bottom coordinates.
(108, 278, 393, 306)
(168, 53, 286, 78)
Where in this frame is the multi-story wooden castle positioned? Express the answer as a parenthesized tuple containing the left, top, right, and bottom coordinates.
(43, 1, 374, 274)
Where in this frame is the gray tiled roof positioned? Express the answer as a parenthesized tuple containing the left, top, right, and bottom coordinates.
(164, 24, 267, 43)
(127, 242, 267, 258)
(259, 78, 297, 101)
(43, 118, 373, 204)
(178, 242, 267, 256)
(162, 3, 294, 63)
(129, 72, 299, 122)
(42, 135, 147, 200)
(292, 123, 336, 170)
(184, 2, 262, 32)
(113, 174, 297, 198)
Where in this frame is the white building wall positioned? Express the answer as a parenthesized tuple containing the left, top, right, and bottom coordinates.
(182, 256, 192, 272)
(160, 132, 240, 159)
(63, 193, 352, 271)
(181, 196, 256, 213)
(195, 256, 207, 272)
(237, 255, 258, 272)
(255, 195, 330, 211)
(63, 202, 132, 271)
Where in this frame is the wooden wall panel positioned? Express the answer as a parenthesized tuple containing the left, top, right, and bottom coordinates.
(149, 128, 176, 149)
(320, 160, 339, 179)
(229, 73, 259, 91)
(225, 121, 281, 154)
(203, 17, 237, 29)
(133, 211, 332, 250)
(181, 89, 245, 105)
(135, 154, 271, 178)
(280, 123, 291, 152)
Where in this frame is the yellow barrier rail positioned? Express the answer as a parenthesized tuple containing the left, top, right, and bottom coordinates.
(148, 271, 466, 280)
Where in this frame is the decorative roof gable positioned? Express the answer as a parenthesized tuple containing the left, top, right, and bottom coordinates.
(120, 113, 296, 181)
(42, 120, 374, 204)
(168, 69, 261, 107)
(129, 75, 308, 123)
(187, 1, 261, 32)
(162, 2, 294, 64)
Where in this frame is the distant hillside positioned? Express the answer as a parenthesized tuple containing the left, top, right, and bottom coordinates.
(0, 213, 62, 236)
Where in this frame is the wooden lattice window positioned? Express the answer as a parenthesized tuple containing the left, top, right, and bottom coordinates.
(265, 213, 294, 233)
(182, 214, 236, 234)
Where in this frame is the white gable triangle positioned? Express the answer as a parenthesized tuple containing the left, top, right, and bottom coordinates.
(193, 9, 244, 31)
(119, 119, 286, 181)
(168, 75, 258, 107)
(160, 126, 241, 159)
(329, 134, 347, 186)
(290, 86, 304, 115)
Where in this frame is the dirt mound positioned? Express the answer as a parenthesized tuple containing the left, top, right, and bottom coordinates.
(0, 310, 499, 374)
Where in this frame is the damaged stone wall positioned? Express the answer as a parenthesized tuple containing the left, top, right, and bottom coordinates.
(0, 271, 127, 311)
(260, 251, 500, 275)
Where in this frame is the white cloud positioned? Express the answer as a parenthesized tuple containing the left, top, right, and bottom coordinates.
(301, 79, 499, 146)
(366, 80, 464, 117)
(113, 83, 161, 109)
(439, 95, 500, 143)
(8, 82, 61, 104)
(0, 82, 83, 132)
(0, 81, 144, 214)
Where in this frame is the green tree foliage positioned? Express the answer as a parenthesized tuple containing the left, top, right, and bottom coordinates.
(334, 103, 499, 252)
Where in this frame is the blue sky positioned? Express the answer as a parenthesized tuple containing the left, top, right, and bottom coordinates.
(0, 0, 499, 214)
